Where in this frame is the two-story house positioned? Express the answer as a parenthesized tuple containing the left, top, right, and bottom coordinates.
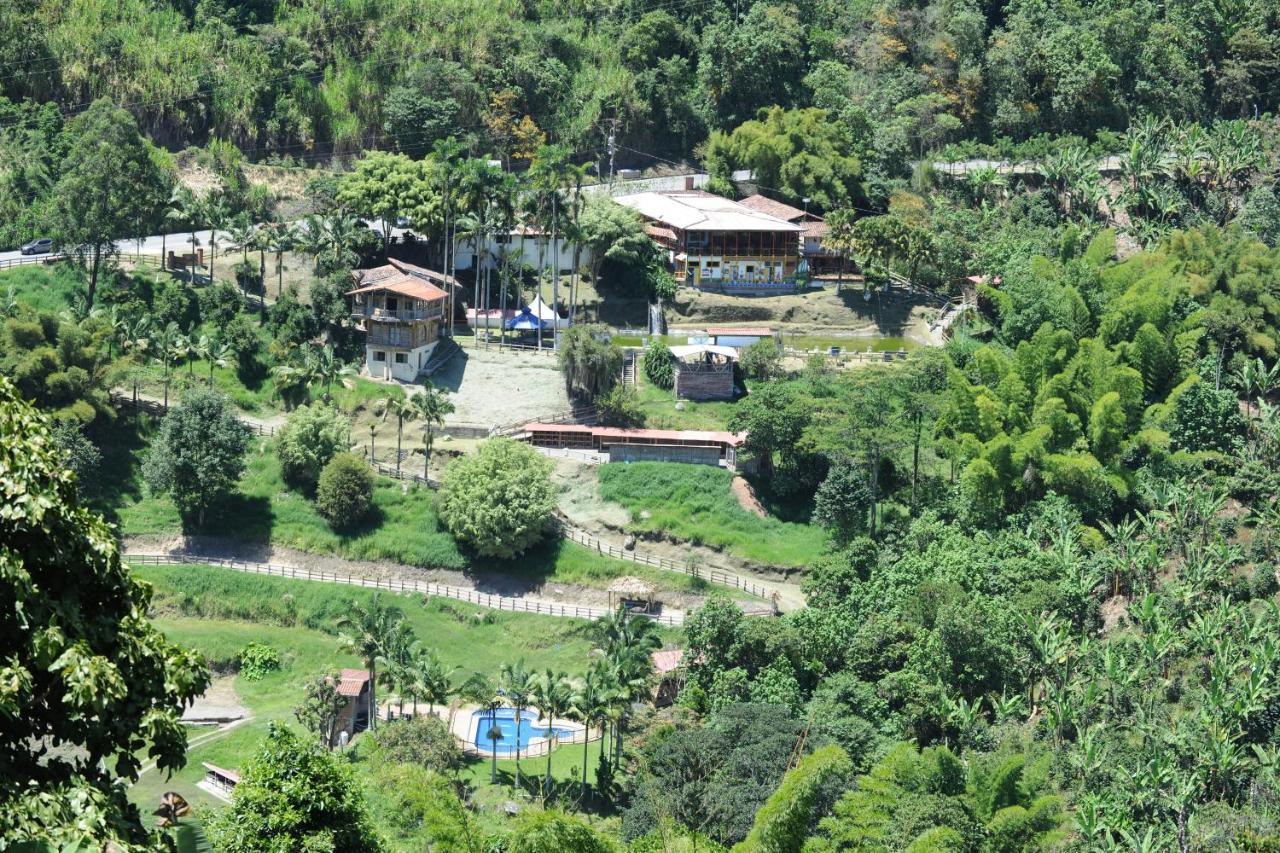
(347, 259, 457, 381)
(612, 190, 803, 291)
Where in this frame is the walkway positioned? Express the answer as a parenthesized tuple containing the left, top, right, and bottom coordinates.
(125, 553, 687, 626)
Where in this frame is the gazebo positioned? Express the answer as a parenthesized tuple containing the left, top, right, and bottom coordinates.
(608, 575, 658, 613)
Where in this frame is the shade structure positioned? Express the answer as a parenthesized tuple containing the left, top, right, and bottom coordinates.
(608, 575, 658, 605)
(505, 306, 551, 331)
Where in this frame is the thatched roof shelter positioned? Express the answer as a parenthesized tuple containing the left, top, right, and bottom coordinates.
(608, 576, 658, 610)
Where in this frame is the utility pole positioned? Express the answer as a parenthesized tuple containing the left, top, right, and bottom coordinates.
(607, 118, 618, 183)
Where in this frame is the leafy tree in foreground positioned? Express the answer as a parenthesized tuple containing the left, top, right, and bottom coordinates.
(50, 100, 171, 310)
(0, 376, 208, 846)
(559, 324, 623, 401)
(504, 810, 617, 853)
(643, 339, 675, 389)
(438, 438, 556, 557)
(276, 404, 350, 491)
(142, 389, 253, 527)
(207, 723, 383, 852)
(315, 453, 374, 530)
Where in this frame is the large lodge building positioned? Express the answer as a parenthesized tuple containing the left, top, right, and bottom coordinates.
(613, 190, 804, 291)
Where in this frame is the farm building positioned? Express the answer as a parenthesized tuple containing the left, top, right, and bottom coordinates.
(519, 423, 748, 469)
(670, 344, 737, 401)
(737, 194, 839, 275)
(612, 190, 803, 292)
(335, 668, 372, 740)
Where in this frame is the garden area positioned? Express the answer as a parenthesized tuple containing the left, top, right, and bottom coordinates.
(126, 563, 654, 847)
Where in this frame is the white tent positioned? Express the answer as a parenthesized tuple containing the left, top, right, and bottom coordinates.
(528, 295, 570, 330)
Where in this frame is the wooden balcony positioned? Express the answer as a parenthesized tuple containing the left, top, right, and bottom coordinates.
(351, 305, 442, 322)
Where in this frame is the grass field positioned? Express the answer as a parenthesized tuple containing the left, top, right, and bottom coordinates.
(0, 262, 87, 312)
(115, 431, 469, 568)
(631, 375, 741, 431)
(127, 564, 654, 845)
(597, 462, 826, 567)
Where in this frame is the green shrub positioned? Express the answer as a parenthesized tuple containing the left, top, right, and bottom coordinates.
(739, 339, 782, 381)
(596, 385, 645, 428)
(439, 438, 555, 558)
(643, 340, 675, 389)
(237, 642, 282, 680)
(276, 405, 350, 491)
(370, 716, 463, 773)
(316, 453, 374, 530)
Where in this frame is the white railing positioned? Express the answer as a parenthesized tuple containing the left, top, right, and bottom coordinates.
(124, 553, 685, 626)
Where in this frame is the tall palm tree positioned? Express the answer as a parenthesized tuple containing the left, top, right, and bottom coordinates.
(418, 651, 455, 716)
(381, 622, 417, 720)
(319, 213, 363, 274)
(379, 395, 419, 474)
(499, 659, 535, 791)
(312, 346, 357, 402)
(227, 213, 256, 268)
(204, 193, 231, 283)
(336, 593, 404, 732)
(296, 214, 327, 276)
(409, 381, 455, 480)
(151, 322, 181, 409)
(593, 604, 660, 762)
(460, 672, 503, 784)
(568, 669, 609, 803)
(269, 221, 300, 299)
(193, 334, 232, 385)
(170, 186, 202, 285)
(533, 669, 572, 797)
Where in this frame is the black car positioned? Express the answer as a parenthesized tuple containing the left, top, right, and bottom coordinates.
(20, 238, 53, 255)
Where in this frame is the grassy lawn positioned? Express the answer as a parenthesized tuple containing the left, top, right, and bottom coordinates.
(116, 431, 468, 568)
(0, 262, 86, 312)
(127, 564, 647, 842)
(597, 462, 826, 567)
(632, 374, 741, 431)
(107, 417, 733, 597)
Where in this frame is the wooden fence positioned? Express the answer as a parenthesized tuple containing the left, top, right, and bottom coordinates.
(125, 553, 684, 626)
(556, 519, 781, 607)
(109, 391, 277, 436)
(0, 253, 65, 271)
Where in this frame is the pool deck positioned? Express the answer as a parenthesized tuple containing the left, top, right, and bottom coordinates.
(379, 698, 596, 759)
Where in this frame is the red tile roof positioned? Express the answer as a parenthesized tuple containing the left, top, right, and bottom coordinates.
(347, 261, 457, 302)
(738, 194, 807, 221)
(522, 423, 745, 447)
(337, 668, 370, 697)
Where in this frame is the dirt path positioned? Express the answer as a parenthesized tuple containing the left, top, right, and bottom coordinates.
(731, 476, 767, 518)
(115, 388, 288, 432)
(123, 535, 725, 621)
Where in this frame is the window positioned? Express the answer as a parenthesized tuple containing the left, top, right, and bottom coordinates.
(394, 352, 408, 364)
(386, 297, 399, 312)
(373, 351, 386, 362)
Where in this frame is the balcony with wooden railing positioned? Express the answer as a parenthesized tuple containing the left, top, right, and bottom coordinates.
(351, 304, 443, 322)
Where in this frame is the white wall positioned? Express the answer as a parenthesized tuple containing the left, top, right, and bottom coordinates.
(452, 235, 584, 275)
(365, 340, 438, 382)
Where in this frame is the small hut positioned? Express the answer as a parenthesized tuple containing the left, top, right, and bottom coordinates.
(608, 575, 658, 613)
(670, 344, 737, 401)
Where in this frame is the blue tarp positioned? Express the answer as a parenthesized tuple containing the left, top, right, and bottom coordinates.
(505, 307, 552, 331)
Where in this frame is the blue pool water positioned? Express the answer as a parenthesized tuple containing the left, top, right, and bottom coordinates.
(472, 708, 574, 753)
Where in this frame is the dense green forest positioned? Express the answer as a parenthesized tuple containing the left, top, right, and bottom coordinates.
(8, 0, 1280, 851)
(3, 0, 1279, 168)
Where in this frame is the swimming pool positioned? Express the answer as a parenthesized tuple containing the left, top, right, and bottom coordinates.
(471, 708, 575, 753)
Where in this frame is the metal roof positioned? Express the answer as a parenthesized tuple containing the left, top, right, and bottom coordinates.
(669, 344, 739, 360)
(737, 194, 808, 222)
(613, 191, 803, 233)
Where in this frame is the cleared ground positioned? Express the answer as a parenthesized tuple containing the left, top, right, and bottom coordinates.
(430, 344, 571, 427)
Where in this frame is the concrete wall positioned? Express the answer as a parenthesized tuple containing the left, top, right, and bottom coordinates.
(365, 340, 438, 382)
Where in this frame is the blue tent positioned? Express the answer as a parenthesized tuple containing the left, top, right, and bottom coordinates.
(505, 306, 551, 332)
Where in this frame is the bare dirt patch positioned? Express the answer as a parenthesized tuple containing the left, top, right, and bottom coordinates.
(428, 344, 571, 427)
(667, 286, 937, 342)
(731, 476, 767, 518)
(183, 675, 249, 723)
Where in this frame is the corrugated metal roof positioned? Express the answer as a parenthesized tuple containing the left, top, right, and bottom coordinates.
(613, 191, 804, 233)
(707, 326, 774, 337)
(669, 344, 738, 360)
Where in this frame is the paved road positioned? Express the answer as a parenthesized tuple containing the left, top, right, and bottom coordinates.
(0, 230, 218, 267)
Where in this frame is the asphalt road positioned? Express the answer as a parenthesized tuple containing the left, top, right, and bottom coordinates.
(0, 230, 217, 267)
